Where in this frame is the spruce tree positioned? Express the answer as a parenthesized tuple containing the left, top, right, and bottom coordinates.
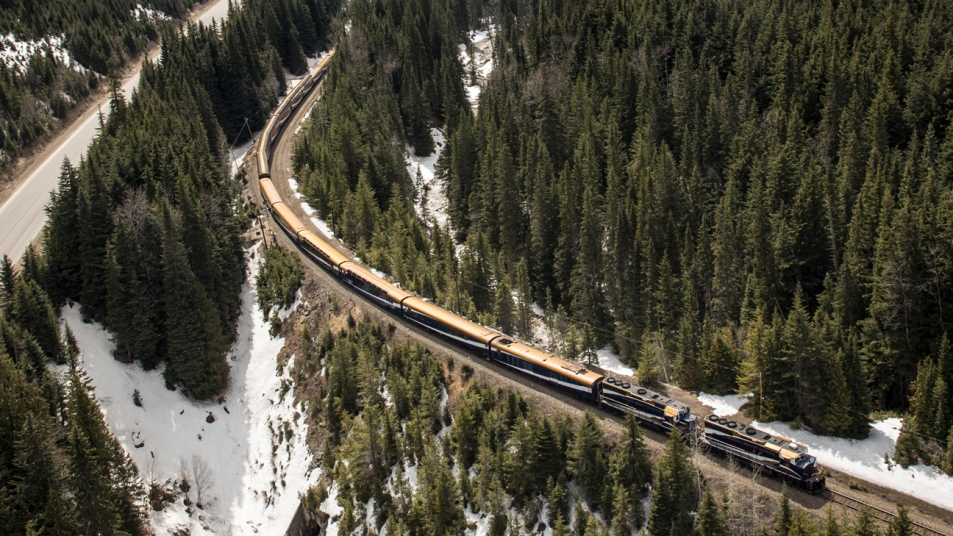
(547, 480, 569, 526)
(851, 507, 882, 536)
(944, 427, 953, 476)
(609, 484, 632, 536)
(568, 412, 607, 511)
(608, 414, 652, 502)
(494, 278, 515, 335)
(886, 505, 913, 536)
(695, 487, 728, 536)
(647, 430, 697, 536)
(774, 485, 793, 536)
(823, 505, 842, 536)
(11, 277, 63, 364)
(550, 512, 571, 536)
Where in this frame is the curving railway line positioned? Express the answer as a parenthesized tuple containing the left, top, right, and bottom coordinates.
(825, 489, 949, 536)
(254, 48, 953, 535)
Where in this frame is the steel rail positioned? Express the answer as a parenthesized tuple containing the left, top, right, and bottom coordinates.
(825, 489, 948, 536)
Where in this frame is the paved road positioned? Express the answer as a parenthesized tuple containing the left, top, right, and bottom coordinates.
(0, 0, 233, 263)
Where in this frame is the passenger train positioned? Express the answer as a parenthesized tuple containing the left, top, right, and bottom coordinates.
(255, 51, 826, 493)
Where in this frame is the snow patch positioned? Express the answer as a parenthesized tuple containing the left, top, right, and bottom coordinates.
(319, 483, 344, 536)
(288, 178, 304, 199)
(276, 287, 302, 321)
(0, 34, 74, 73)
(752, 418, 953, 512)
(406, 127, 449, 229)
(595, 346, 634, 376)
(458, 25, 498, 112)
(307, 51, 329, 70)
(311, 217, 335, 240)
(59, 242, 317, 534)
(698, 392, 750, 417)
(230, 134, 258, 180)
(133, 5, 172, 21)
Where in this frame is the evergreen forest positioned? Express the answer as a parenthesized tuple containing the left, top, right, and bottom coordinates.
(299, 317, 917, 536)
(0, 1, 340, 533)
(293, 0, 953, 444)
(0, 257, 147, 535)
(29, 0, 340, 399)
(0, 0, 199, 175)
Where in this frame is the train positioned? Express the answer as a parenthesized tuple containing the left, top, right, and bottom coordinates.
(254, 50, 826, 494)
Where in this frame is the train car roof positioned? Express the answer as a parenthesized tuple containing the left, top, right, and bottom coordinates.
(402, 297, 500, 344)
(492, 338, 603, 387)
(272, 202, 308, 234)
(311, 51, 334, 76)
(299, 230, 350, 266)
(259, 178, 282, 206)
(603, 381, 690, 415)
(705, 415, 808, 461)
(341, 262, 413, 302)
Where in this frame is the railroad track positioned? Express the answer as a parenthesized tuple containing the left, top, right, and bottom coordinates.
(825, 489, 948, 536)
(260, 45, 953, 536)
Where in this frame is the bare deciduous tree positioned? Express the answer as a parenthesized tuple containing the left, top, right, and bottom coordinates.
(190, 455, 214, 509)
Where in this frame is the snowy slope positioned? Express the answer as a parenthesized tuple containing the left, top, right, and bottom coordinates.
(698, 392, 750, 417)
(60, 242, 317, 534)
(0, 34, 73, 73)
(406, 127, 450, 229)
(596, 347, 635, 376)
(753, 418, 953, 511)
(458, 26, 497, 111)
(695, 395, 953, 511)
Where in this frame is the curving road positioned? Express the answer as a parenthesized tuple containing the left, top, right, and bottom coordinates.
(0, 0, 235, 264)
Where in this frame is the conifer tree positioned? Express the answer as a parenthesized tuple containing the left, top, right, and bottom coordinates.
(161, 208, 227, 399)
(0, 255, 15, 314)
(494, 278, 515, 335)
(11, 277, 62, 364)
(647, 430, 697, 536)
(695, 487, 728, 536)
(609, 484, 632, 536)
(550, 512, 571, 536)
(886, 505, 913, 536)
(609, 414, 652, 503)
(823, 504, 842, 536)
(851, 508, 881, 536)
(774, 486, 793, 536)
(568, 412, 607, 511)
(703, 328, 740, 395)
(945, 427, 953, 476)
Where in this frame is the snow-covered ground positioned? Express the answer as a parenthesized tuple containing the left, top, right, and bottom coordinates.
(0, 34, 73, 73)
(697, 392, 750, 417)
(406, 128, 450, 229)
(753, 418, 953, 511)
(286, 172, 336, 240)
(59, 242, 317, 534)
(229, 135, 257, 180)
(695, 395, 953, 511)
(458, 26, 497, 111)
(133, 4, 172, 21)
(596, 346, 635, 376)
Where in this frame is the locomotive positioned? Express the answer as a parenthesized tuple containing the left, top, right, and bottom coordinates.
(254, 51, 825, 494)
